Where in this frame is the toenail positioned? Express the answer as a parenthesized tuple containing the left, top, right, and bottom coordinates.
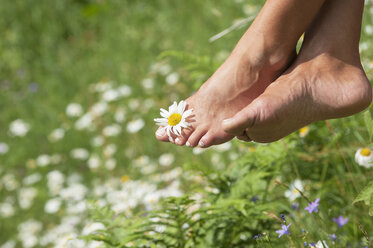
(199, 140, 205, 147)
(175, 138, 181, 144)
(186, 141, 191, 147)
(156, 128, 165, 137)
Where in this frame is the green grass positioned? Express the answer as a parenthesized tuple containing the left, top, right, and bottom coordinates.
(0, 0, 373, 247)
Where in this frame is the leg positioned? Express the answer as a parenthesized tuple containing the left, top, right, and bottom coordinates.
(156, 0, 326, 147)
(223, 0, 372, 142)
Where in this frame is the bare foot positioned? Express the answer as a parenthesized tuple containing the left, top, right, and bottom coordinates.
(155, 0, 327, 147)
(223, 53, 372, 142)
(222, 0, 372, 143)
(155, 33, 294, 147)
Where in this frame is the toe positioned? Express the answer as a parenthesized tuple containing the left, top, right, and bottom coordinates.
(186, 128, 206, 147)
(236, 130, 252, 142)
(175, 127, 194, 146)
(155, 127, 170, 142)
(199, 131, 235, 148)
(198, 133, 215, 148)
(222, 100, 259, 136)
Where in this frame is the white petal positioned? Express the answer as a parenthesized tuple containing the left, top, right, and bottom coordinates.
(169, 102, 177, 113)
(160, 108, 169, 114)
(172, 126, 180, 136)
(156, 122, 168, 126)
(182, 109, 193, 118)
(180, 122, 188, 128)
(160, 109, 169, 117)
(176, 125, 182, 136)
(154, 118, 168, 123)
(166, 126, 172, 137)
(177, 101, 186, 114)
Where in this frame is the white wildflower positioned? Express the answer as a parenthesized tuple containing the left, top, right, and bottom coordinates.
(0, 142, 9, 154)
(66, 103, 83, 117)
(142, 78, 154, 90)
(154, 101, 192, 141)
(165, 72, 179, 85)
(88, 154, 100, 170)
(105, 158, 116, 170)
(90, 101, 108, 116)
(18, 187, 37, 209)
(93, 81, 112, 92)
(158, 64, 171, 75)
(102, 89, 119, 102)
(128, 99, 140, 111)
(3, 174, 19, 191)
(159, 153, 175, 167)
(82, 223, 105, 235)
(47, 170, 65, 195)
(45, 198, 62, 214)
(127, 118, 145, 133)
(23, 173, 42, 186)
(102, 124, 121, 137)
(0, 202, 15, 217)
(75, 113, 93, 130)
(117, 84, 132, 97)
(103, 144, 117, 157)
(9, 119, 30, 137)
(114, 108, 126, 123)
(0, 240, 16, 248)
(355, 147, 373, 168)
(48, 128, 65, 142)
(91, 135, 104, 147)
(70, 148, 89, 160)
(36, 154, 51, 167)
(285, 179, 304, 201)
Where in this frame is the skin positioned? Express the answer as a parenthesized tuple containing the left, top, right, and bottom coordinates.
(223, 0, 372, 143)
(156, 0, 372, 147)
(155, 0, 326, 147)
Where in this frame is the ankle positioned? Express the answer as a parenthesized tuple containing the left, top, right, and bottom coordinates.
(237, 29, 295, 72)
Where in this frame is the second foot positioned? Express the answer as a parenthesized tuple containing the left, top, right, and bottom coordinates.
(223, 53, 372, 143)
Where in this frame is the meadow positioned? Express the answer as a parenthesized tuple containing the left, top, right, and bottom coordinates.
(1, 0, 373, 247)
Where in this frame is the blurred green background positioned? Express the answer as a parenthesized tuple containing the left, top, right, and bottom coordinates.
(1, 0, 373, 247)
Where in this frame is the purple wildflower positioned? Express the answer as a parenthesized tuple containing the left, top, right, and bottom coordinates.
(304, 198, 320, 214)
(276, 223, 291, 238)
(291, 202, 299, 210)
(332, 215, 349, 227)
(280, 214, 286, 222)
(329, 233, 337, 241)
(251, 195, 259, 203)
(29, 82, 39, 92)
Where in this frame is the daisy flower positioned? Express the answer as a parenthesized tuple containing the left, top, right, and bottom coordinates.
(355, 147, 373, 168)
(284, 179, 304, 201)
(154, 101, 193, 141)
(299, 126, 310, 138)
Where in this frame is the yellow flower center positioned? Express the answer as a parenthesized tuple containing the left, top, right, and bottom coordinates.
(168, 113, 182, 126)
(299, 126, 309, 136)
(121, 175, 130, 182)
(360, 148, 371, 157)
(293, 189, 299, 194)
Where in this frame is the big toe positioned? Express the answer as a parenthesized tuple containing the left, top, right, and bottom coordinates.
(222, 103, 257, 136)
(155, 127, 170, 142)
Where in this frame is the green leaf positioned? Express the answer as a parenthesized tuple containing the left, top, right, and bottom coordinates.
(364, 110, 373, 142)
(353, 181, 373, 216)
